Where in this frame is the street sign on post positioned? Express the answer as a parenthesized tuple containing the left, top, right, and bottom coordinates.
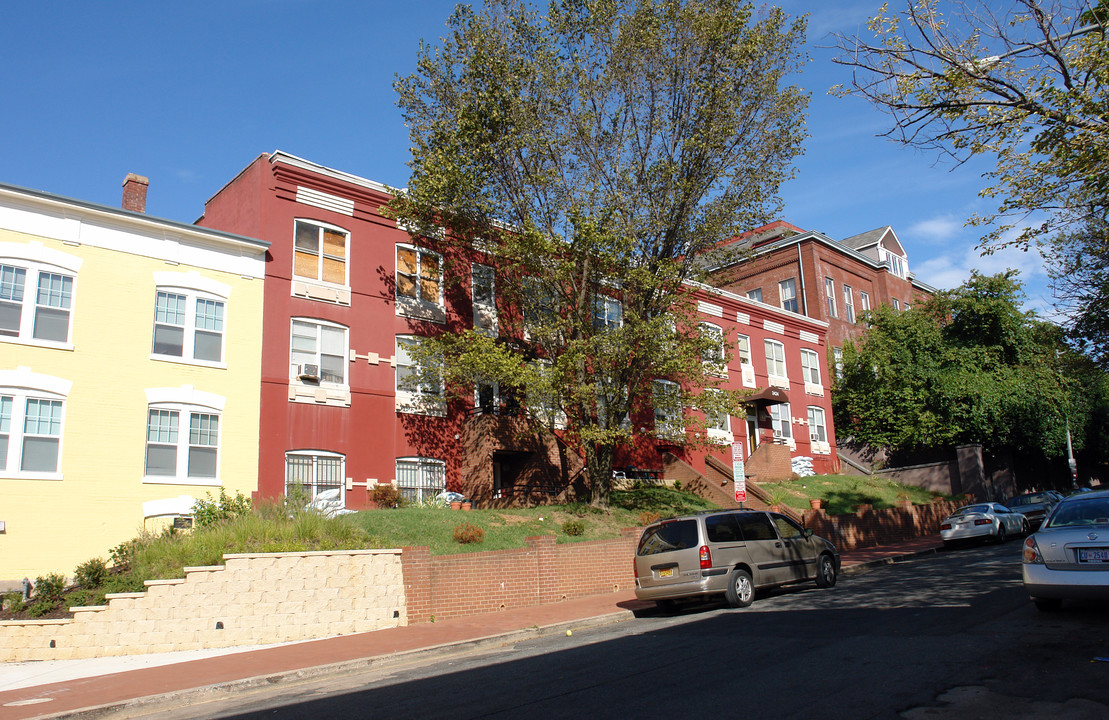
(732, 441, 746, 504)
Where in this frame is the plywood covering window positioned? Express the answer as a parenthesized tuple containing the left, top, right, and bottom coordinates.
(294, 220, 348, 286)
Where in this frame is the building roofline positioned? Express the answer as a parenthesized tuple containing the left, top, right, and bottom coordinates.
(0, 180, 270, 253)
(268, 150, 401, 197)
(685, 278, 830, 330)
(708, 228, 936, 295)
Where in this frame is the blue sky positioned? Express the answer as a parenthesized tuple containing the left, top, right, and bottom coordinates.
(0, 1, 1052, 314)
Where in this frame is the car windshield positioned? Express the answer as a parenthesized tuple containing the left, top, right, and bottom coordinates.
(952, 505, 990, 516)
(1043, 498, 1109, 529)
(1008, 493, 1049, 506)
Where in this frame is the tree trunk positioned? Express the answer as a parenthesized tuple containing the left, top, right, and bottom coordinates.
(586, 442, 615, 508)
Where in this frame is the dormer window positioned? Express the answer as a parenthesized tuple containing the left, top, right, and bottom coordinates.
(885, 250, 907, 279)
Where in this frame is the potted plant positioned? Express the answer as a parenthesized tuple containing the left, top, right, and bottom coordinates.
(809, 498, 824, 510)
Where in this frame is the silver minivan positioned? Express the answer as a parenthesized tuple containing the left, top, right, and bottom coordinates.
(634, 509, 840, 609)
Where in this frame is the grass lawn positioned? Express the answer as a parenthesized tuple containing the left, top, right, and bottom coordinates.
(765, 474, 953, 515)
(344, 486, 716, 555)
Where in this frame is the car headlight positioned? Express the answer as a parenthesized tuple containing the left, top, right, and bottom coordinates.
(1022, 536, 1043, 564)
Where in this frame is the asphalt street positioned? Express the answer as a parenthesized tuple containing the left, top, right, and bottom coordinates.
(124, 541, 1109, 720)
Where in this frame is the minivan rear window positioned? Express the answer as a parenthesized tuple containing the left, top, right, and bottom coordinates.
(638, 520, 699, 556)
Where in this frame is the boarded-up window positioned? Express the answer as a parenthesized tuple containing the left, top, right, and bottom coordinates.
(294, 220, 348, 285)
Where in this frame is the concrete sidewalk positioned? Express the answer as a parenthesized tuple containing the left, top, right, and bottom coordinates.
(0, 535, 942, 719)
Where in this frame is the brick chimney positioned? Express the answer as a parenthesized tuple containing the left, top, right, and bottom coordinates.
(122, 173, 149, 213)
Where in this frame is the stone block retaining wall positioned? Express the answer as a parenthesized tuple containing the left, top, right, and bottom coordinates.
(0, 549, 406, 662)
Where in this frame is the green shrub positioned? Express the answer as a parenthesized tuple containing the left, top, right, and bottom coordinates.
(74, 557, 108, 588)
(32, 573, 66, 602)
(562, 519, 585, 536)
(27, 600, 57, 617)
(1, 591, 25, 614)
(65, 588, 104, 609)
(370, 484, 404, 509)
(452, 522, 485, 544)
(192, 489, 253, 528)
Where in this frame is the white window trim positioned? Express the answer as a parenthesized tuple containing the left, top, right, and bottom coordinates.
(285, 450, 346, 503)
(808, 406, 831, 454)
(843, 285, 855, 324)
(142, 387, 225, 486)
(150, 272, 231, 369)
(527, 360, 567, 429)
(736, 334, 756, 388)
(824, 277, 836, 318)
(0, 243, 82, 351)
(293, 218, 350, 289)
(704, 390, 732, 444)
(764, 339, 788, 388)
(593, 295, 624, 332)
(395, 243, 445, 323)
(700, 322, 726, 377)
(769, 402, 793, 445)
(395, 335, 445, 416)
(778, 278, 798, 313)
(652, 379, 684, 442)
(0, 368, 71, 480)
(472, 263, 498, 337)
(395, 456, 446, 503)
(290, 318, 349, 388)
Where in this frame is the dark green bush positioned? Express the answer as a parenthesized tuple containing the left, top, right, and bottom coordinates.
(32, 573, 66, 602)
(27, 600, 57, 617)
(74, 557, 108, 588)
(562, 519, 585, 536)
(1, 591, 25, 614)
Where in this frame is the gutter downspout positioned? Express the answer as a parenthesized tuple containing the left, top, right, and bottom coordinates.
(797, 243, 808, 316)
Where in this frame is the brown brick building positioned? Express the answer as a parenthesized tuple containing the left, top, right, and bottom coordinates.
(702, 221, 936, 373)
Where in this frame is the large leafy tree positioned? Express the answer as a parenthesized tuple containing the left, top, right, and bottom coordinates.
(835, 272, 1084, 471)
(391, 0, 807, 506)
(830, 1, 1109, 362)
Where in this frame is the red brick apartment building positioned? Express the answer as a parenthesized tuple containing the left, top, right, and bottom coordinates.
(703, 221, 936, 373)
(197, 153, 839, 510)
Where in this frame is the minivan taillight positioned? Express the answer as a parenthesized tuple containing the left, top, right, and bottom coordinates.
(699, 545, 712, 569)
(633, 558, 639, 578)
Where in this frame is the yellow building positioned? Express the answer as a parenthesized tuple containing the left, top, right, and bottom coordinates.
(0, 178, 268, 582)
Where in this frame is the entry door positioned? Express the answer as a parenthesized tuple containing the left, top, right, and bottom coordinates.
(746, 413, 759, 457)
(493, 461, 503, 499)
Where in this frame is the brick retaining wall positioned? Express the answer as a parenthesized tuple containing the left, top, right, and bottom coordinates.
(400, 530, 640, 624)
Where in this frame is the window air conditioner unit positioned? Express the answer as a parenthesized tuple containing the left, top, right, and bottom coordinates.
(298, 363, 320, 381)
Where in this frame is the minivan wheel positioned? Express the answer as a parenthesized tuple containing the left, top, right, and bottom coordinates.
(815, 554, 837, 588)
(725, 568, 754, 608)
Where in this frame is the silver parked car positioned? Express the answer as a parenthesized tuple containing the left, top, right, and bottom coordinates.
(1022, 489, 1109, 611)
(633, 509, 840, 609)
(1006, 491, 1064, 531)
(939, 503, 1028, 547)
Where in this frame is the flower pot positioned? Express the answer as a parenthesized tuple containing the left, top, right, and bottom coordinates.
(462, 502, 472, 511)
(809, 499, 823, 510)
(450, 501, 462, 510)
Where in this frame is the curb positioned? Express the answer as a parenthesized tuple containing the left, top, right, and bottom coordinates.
(38, 610, 638, 720)
(840, 546, 940, 577)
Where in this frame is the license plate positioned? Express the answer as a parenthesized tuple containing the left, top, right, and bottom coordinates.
(658, 567, 674, 578)
(1078, 548, 1109, 563)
